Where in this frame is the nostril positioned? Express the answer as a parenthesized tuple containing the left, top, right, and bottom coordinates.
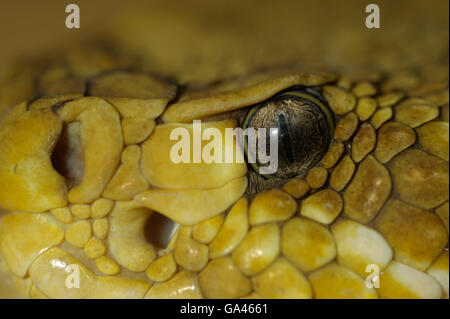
(145, 212, 179, 250)
(51, 121, 84, 188)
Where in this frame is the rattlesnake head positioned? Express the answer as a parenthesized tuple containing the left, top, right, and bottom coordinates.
(0, 0, 448, 299)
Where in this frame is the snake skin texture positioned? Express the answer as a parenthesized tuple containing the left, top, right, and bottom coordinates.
(0, 0, 448, 299)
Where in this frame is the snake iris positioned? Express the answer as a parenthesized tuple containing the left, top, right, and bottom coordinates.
(0, 4, 448, 300)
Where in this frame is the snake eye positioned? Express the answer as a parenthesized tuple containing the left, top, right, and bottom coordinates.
(242, 87, 334, 179)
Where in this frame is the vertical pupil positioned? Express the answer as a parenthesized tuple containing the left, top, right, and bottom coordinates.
(278, 113, 294, 163)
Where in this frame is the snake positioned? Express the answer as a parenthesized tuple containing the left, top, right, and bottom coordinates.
(0, 0, 448, 299)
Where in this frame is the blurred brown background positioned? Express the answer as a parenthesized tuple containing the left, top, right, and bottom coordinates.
(0, 0, 136, 70)
(0, 0, 448, 82)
